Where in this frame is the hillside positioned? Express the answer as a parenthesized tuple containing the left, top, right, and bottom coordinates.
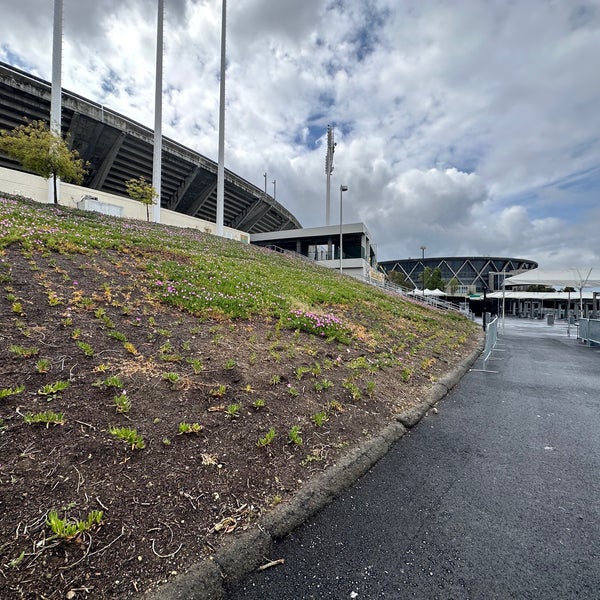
(0, 195, 480, 598)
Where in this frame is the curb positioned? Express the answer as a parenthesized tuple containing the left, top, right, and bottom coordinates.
(146, 340, 484, 599)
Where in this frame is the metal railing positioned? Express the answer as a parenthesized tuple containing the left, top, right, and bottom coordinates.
(577, 319, 600, 346)
(482, 316, 499, 365)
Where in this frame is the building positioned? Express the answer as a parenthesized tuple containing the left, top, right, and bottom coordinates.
(251, 223, 379, 280)
(0, 61, 300, 234)
(379, 256, 538, 294)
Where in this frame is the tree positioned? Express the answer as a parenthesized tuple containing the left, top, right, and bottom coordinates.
(447, 277, 459, 295)
(387, 270, 412, 289)
(421, 266, 445, 290)
(125, 177, 158, 222)
(0, 120, 87, 204)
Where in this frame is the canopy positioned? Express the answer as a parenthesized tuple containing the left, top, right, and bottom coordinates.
(503, 267, 600, 289)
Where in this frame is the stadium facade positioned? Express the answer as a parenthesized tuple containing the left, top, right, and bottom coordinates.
(379, 256, 538, 294)
(0, 61, 300, 234)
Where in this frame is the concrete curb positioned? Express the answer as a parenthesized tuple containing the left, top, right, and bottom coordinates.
(146, 339, 484, 599)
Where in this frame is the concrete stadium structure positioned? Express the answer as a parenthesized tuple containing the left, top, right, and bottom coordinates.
(0, 61, 300, 234)
(379, 256, 538, 294)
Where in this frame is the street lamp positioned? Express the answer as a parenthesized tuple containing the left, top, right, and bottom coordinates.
(420, 245, 426, 260)
(339, 185, 348, 273)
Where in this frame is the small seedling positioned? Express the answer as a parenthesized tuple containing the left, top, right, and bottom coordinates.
(36, 358, 51, 373)
(257, 427, 276, 447)
(162, 372, 180, 384)
(108, 425, 145, 449)
(295, 366, 311, 380)
(366, 381, 376, 398)
(225, 403, 241, 418)
(287, 385, 299, 398)
(46, 509, 103, 541)
(113, 393, 131, 413)
(209, 384, 227, 398)
(269, 374, 281, 386)
(108, 330, 127, 342)
(311, 411, 329, 427)
(38, 380, 70, 396)
(178, 422, 203, 434)
(288, 425, 303, 446)
(11, 301, 24, 315)
(343, 380, 362, 401)
(123, 342, 139, 355)
(253, 399, 266, 410)
(0, 384, 25, 399)
(24, 410, 65, 427)
(186, 358, 204, 374)
(103, 375, 124, 388)
(314, 378, 334, 392)
(223, 359, 236, 370)
(9, 345, 39, 358)
(76, 341, 95, 357)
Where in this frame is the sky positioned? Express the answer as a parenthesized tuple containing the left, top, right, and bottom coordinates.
(1, 0, 599, 267)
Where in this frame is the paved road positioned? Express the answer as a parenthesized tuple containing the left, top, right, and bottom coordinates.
(226, 318, 600, 599)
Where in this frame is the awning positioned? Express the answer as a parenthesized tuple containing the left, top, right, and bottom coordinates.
(503, 267, 600, 289)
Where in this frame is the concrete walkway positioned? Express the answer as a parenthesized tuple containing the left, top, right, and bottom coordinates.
(226, 318, 600, 599)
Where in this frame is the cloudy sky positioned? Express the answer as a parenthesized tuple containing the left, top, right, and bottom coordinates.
(2, 0, 599, 266)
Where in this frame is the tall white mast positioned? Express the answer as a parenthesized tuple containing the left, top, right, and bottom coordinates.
(152, 0, 164, 223)
(216, 0, 227, 236)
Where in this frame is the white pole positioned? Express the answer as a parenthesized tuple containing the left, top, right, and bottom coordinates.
(216, 0, 227, 236)
(152, 0, 164, 223)
(50, 0, 63, 204)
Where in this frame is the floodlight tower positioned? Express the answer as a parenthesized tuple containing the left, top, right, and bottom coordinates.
(325, 124, 336, 226)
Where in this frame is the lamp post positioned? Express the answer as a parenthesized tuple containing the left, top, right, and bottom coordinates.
(420, 245, 426, 260)
(339, 185, 348, 273)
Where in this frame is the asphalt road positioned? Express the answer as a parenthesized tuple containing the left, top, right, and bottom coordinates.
(226, 318, 600, 599)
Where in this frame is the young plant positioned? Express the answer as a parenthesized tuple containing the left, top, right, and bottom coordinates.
(252, 398, 266, 410)
(314, 378, 334, 392)
(123, 342, 138, 355)
(113, 393, 131, 413)
(36, 358, 51, 373)
(162, 372, 180, 384)
(76, 341, 95, 357)
(9, 344, 39, 358)
(311, 411, 329, 427)
(288, 425, 303, 446)
(269, 374, 281, 386)
(46, 509, 103, 541)
(38, 380, 70, 396)
(343, 380, 362, 401)
(23, 410, 65, 427)
(295, 366, 311, 380)
(223, 359, 237, 370)
(0, 384, 25, 399)
(178, 422, 203, 434)
(225, 403, 241, 418)
(257, 427, 276, 447)
(108, 330, 127, 342)
(186, 357, 204, 374)
(365, 381, 376, 398)
(108, 425, 145, 449)
(287, 384, 299, 398)
(209, 384, 227, 398)
(103, 375, 124, 388)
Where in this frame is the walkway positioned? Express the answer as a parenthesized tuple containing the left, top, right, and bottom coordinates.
(227, 318, 600, 599)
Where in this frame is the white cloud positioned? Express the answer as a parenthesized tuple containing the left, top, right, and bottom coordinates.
(1, 0, 599, 268)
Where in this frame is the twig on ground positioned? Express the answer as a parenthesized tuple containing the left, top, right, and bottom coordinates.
(258, 558, 285, 571)
(151, 540, 182, 559)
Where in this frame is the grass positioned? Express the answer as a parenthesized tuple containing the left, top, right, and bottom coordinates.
(0, 194, 480, 599)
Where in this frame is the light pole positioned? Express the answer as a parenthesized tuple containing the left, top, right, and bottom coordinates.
(272, 179, 277, 200)
(263, 172, 267, 193)
(420, 245, 426, 260)
(339, 185, 348, 273)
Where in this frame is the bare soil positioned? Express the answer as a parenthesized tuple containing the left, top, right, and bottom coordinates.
(0, 245, 479, 599)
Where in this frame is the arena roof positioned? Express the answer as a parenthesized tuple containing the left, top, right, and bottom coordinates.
(0, 61, 301, 234)
(379, 256, 538, 293)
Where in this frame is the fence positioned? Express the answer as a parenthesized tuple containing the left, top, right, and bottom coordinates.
(577, 319, 600, 346)
(482, 316, 499, 369)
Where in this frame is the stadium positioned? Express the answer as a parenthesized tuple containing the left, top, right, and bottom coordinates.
(0, 61, 300, 234)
